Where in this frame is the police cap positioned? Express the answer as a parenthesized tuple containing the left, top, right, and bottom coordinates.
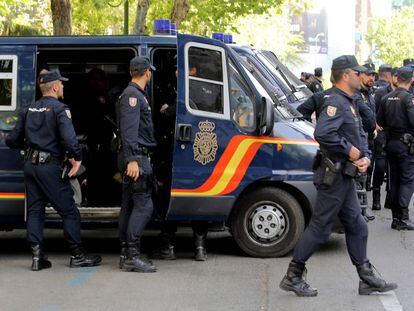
(396, 66, 414, 80)
(314, 67, 323, 77)
(130, 56, 156, 73)
(391, 67, 399, 76)
(331, 55, 366, 72)
(38, 69, 68, 84)
(403, 58, 414, 66)
(363, 63, 376, 74)
(378, 64, 392, 73)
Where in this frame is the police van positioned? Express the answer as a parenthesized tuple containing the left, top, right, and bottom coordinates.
(0, 32, 318, 257)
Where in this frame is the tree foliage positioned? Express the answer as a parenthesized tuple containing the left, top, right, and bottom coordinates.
(366, 7, 414, 66)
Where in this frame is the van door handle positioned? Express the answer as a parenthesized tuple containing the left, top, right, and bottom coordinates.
(177, 124, 192, 142)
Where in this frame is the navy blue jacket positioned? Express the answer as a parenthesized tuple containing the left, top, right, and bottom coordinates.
(355, 87, 376, 135)
(374, 84, 393, 114)
(6, 96, 81, 161)
(117, 82, 156, 164)
(315, 87, 370, 163)
(377, 87, 414, 133)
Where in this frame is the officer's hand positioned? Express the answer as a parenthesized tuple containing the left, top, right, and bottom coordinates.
(373, 130, 378, 139)
(68, 158, 81, 178)
(160, 104, 169, 112)
(376, 123, 383, 132)
(354, 157, 370, 173)
(348, 146, 361, 161)
(126, 161, 140, 181)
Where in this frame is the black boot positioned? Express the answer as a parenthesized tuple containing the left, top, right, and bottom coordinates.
(361, 207, 375, 222)
(123, 242, 157, 273)
(31, 245, 52, 271)
(391, 209, 399, 229)
(372, 188, 381, 210)
(357, 262, 397, 295)
(279, 261, 318, 297)
(69, 244, 102, 268)
(154, 232, 176, 260)
(119, 242, 127, 269)
(395, 208, 414, 230)
(194, 233, 207, 261)
(365, 179, 372, 192)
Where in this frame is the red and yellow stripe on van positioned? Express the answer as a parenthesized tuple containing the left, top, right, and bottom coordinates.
(0, 192, 25, 200)
(171, 135, 318, 197)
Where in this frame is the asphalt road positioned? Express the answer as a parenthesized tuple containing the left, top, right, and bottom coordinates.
(0, 191, 413, 311)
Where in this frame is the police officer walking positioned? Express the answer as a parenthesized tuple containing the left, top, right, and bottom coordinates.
(6, 69, 101, 271)
(377, 66, 414, 230)
(280, 55, 397, 297)
(117, 56, 157, 272)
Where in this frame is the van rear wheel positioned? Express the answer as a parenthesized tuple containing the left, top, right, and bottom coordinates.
(231, 187, 305, 258)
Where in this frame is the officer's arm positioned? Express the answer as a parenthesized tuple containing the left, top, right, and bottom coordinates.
(119, 95, 141, 163)
(404, 94, 414, 129)
(314, 97, 353, 156)
(357, 99, 375, 134)
(376, 97, 386, 128)
(296, 95, 317, 121)
(56, 106, 82, 161)
(5, 107, 27, 149)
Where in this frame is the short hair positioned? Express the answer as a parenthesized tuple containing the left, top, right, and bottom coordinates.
(378, 71, 390, 78)
(330, 68, 349, 84)
(397, 76, 412, 84)
(131, 68, 148, 79)
(39, 81, 57, 94)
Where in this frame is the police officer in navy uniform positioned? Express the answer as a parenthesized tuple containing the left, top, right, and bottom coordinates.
(377, 66, 414, 230)
(117, 56, 157, 272)
(280, 55, 397, 297)
(373, 64, 392, 91)
(6, 69, 101, 270)
(307, 67, 324, 93)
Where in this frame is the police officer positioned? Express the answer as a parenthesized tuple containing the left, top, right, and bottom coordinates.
(117, 56, 157, 272)
(280, 55, 397, 297)
(307, 67, 324, 93)
(377, 66, 414, 230)
(403, 59, 414, 94)
(371, 68, 398, 210)
(6, 69, 101, 271)
(373, 64, 392, 91)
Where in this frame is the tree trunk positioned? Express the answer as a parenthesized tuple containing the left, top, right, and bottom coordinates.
(50, 0, 72, 35)
(133, 0, 150, 35)
(170, 0, 190, 27)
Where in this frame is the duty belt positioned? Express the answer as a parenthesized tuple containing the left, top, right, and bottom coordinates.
(137, 146, 151, 156)
(25, 149, 61, 165)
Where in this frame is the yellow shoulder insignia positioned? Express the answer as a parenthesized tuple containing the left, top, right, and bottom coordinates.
(326, 105, 337, 117)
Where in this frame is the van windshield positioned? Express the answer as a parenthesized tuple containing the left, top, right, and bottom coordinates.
(257, 50, 312, 101)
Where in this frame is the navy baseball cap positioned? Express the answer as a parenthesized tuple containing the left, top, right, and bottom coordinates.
(38, 69, 68, 84)
(130, 56, 156, 73)
(378, 64, 392, 72)
(396, 66, 414, 79)
(391, 67, 399, 76)
(331, 55, 366, 72)
(363, 63, 376, 74)
(403, 58, 414, 66)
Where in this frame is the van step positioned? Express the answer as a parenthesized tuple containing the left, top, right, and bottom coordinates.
(46, 206, 120, 219)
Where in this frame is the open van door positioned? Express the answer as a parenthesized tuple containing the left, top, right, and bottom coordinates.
(0, 45, 37, 222)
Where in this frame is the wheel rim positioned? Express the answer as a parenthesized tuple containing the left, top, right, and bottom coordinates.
(246, 202, 290, 246)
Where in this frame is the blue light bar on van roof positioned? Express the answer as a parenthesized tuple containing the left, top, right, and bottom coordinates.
(223, 34, 233, 44)
(212, 33, 224, 42)
(170, 23, 177, 35)
(153, 19, 171, 35)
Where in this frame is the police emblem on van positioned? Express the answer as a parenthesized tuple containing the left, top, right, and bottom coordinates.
(193, 120, 218, 165)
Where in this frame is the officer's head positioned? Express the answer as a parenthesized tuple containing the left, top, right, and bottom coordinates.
(396, 66, 414, 88)
(38, 69, 68, 99)
(314, 67, 323, 78)
(360, 63, 376, 88)
(331, 55, 366, 93)
(378, 64, 392, 82)
(391, 67, 399, 87)
(129, 56, 156, 86)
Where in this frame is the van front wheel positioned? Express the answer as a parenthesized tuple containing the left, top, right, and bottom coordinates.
(231, 187, 305, 258)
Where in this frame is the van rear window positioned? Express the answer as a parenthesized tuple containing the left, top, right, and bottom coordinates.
(0, 55, 17, 111)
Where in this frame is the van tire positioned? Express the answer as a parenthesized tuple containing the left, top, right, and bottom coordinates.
(231, 187, 305, 258)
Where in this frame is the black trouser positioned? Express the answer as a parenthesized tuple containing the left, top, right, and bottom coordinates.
(161, 221, 209, 242)
(24, 161, 82, 246)
(119, 155, 154, 244)
(387, 140, 414, 211)
(293, 165, 369, 266)
(372, 132, 388, 189)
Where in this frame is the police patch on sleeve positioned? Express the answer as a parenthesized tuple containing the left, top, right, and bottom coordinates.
(65, 110, 72, 119)
(129, 97, 137, 107)
(326, 106, 337, 117)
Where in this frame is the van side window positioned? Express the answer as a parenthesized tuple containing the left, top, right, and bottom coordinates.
(187, 46, 224, 115)
(0, 56, 17, 111)
(229, 60, 256, 131)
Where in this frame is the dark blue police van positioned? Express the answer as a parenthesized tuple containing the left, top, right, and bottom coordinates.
(0, 33, 318, 257)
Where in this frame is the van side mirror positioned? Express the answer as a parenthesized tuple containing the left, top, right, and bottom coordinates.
(258, 97, 274, 136)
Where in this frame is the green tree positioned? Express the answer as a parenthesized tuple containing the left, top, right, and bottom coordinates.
(366, 7, 414, 66)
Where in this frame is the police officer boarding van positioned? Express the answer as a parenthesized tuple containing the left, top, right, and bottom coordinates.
(0, 32, 318, 257)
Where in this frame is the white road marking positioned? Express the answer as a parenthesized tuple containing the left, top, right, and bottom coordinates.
(379, 291, 404, 311)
